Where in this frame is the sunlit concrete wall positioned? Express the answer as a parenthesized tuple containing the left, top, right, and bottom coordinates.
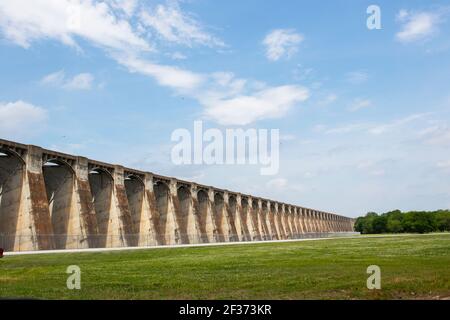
(0, 138, 355, 251)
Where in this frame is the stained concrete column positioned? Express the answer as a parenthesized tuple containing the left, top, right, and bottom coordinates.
(112, 166, 135, 247)
(274, 203, 286, 239)
(318, 212, 327, 232)
(295, 208, 304, 234)
(236, 194, 251, 241)
(24, 146, 54, 250)
(309, 210, 317, 232)
(325, 213, 333, 232)
(266, 201, 277, 240)
(224, 192, 239, 242)
(73, 157, 98, 248)
(248, 197, 262, 241)
(287, 206, 297, 238)
(306, 210, 313, 232)
(284, 205, 293, 238)
(256, 199, 270, 240)
(135, 173, 157, 246)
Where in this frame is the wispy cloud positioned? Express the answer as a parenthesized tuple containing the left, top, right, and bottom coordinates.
(348, 98, 372, 112)
(396, 9, 443, 43)
(263, 29, 304, 61)
(345, 71, 369, 84)
(139, 1, 225, 48)
(41, 70, 94, 90)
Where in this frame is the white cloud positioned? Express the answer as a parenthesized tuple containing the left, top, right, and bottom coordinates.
(40, 70, 94, 90)
(348, 98, 372, 112)
(0, 0, 151, 52)
(0, 100, 48, 138)
(118, 55, 204, 91)
(65, 73, 94, 90)
(203, 85, 309, 125)
(345, 71, 369, 84)
(369, 113, 429, 135)
(139, 2, 224, 48)
(108, 0, 138, 17)
(263, 29, 303, 61)
(0, 0, 310, 126)
(396, 10, 441, 43)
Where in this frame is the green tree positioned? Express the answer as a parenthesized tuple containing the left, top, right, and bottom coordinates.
(402, 211, 435, 234)
(434, 210, 450, 231)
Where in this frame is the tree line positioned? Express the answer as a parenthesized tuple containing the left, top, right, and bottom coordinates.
(354, 210, 450, 234)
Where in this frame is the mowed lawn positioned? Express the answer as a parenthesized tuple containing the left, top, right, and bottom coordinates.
(0, 234, 449, 300)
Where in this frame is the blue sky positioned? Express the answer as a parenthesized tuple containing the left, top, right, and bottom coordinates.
(1, 0, 450, 217)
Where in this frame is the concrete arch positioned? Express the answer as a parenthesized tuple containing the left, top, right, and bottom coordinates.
(0, 148, 25, 251)
(124, 174, 144, 237)
(213, 192, 226, 242)
(239, 196, 252, 241)
(88, 168, 114, 248)
(288, 205, 297, 237)
(153, 180, 170, 244)
(195, 189, 211, 243)
(42, 159, 75, 249)
(259, 200, 270, 240)
(268, 202, 279, 240)
(249, 198, 261, 241)
(274, 203, 286, 239)
(226, 194, 239, 241)
(175, 185, 191, 244)
(282, 205, 293, 239)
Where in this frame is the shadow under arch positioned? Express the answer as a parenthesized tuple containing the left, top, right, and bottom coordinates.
(227, 195, 239, 241)
(88, 167, 114, 248)
(124, 174, 144, 245)
(0, 148, 25, 251)
(42, 158, 75, 249)
(260, 201, 270, 240)
(250, 199, 261, 240)
(238, 196, 251, 241)
(213, 193, 225, 242)
(153, 180, 170, 245)
(196, 189, 210, 243)
(176, 185, 191, 244)
(269, 202, 279, 240)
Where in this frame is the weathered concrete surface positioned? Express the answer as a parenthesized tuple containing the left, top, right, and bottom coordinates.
(0, 138, 356, 251)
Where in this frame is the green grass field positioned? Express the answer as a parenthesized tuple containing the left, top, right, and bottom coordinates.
(1, 234, 449, 300)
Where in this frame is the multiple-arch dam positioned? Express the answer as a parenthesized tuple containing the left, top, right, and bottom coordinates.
(0, 138, 355, 251)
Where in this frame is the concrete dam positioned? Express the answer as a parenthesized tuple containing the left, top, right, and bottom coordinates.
(0, 138, 355, 252)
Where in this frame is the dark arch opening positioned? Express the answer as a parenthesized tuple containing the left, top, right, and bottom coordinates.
(124, 175, 144, 245)
(43, 159, 74, 249)
(227, 195, 238, 241)
(267, 203, 278, 240)
(213, 193, 225, 242)
(196, 189, 210, 243)
(89, 168, 113, 247)
(0, 149, 25, 251)
(154, 181, 169, 244)
(176, 185, 190, 244)
(238, 197, 251, 241)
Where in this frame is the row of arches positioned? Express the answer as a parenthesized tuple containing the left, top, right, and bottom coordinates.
(0, 146, 354, 251)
